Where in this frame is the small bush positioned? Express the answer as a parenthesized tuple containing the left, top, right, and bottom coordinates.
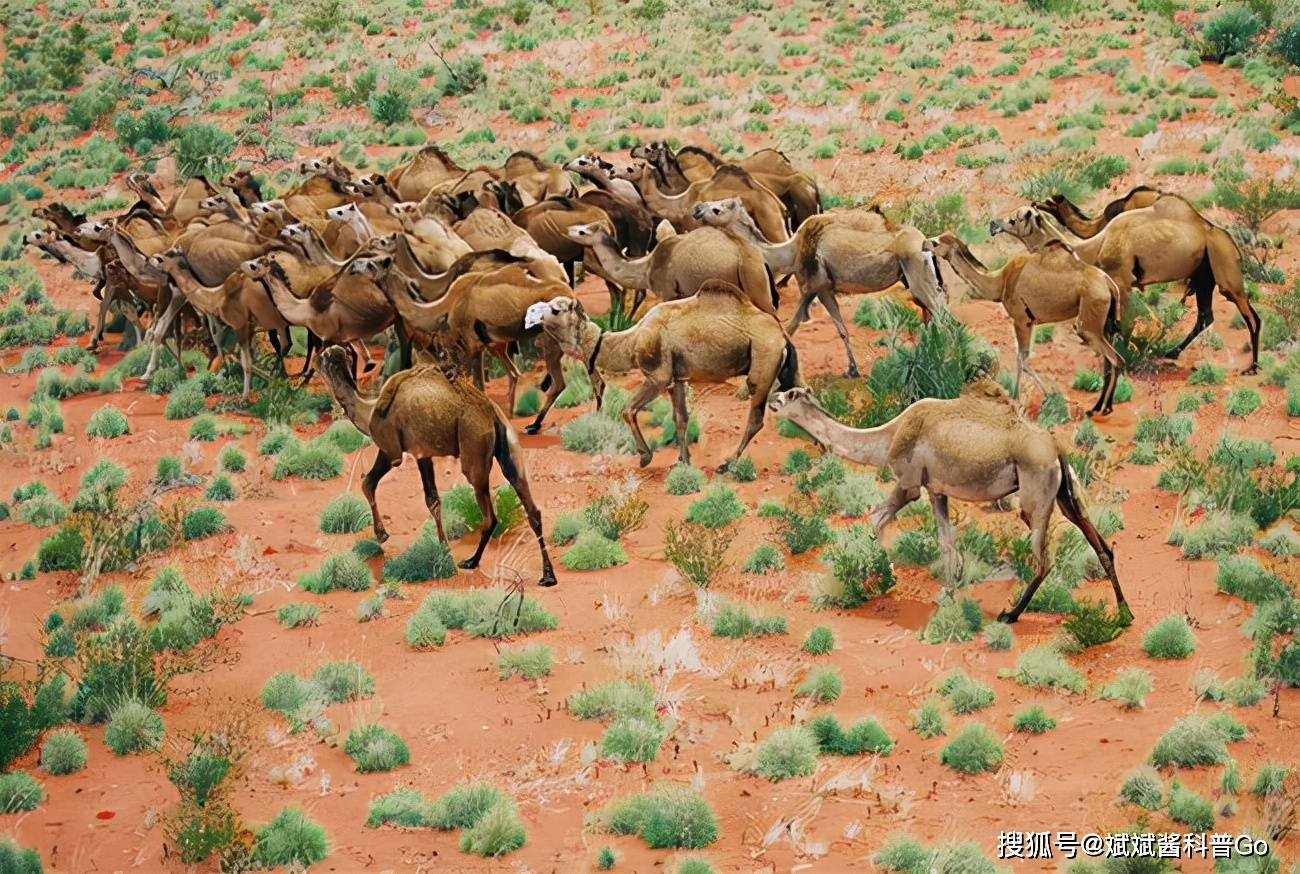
(744, 543, 784, 574)
(801, 626, 835, 655)
(1150, 715, 1230, 767)
(818, 524, 894, 608)
(382, 526, 456, 581)
(188, 414, 217, 441)
(344, 724, 409, 772)
(601, 716, 668, 762)
(1202, 6, 1262, 61)
(1180, 513, 1255, 558)
(39, 728, 86, 775)
(936, 670, 996, 714)
(561, 530, 627, 570)
(105, 699, 165, 755)
(685, 485, 745, 527)
(253, 807, 329, 870)
(1168, 781, 1215, 831)
(1251, 763, 1289, 796)
(1097, 667, 1154, 709)
(85, 404, 129, 438)
(0, 770, 44, 812)
(312, 659, 375, 703)
(711, 603, 786, 639)
(911, 699, 946, 738)
(459, 800, 526, 857)
(498, 645, 553, 680)
(273, 441, 343, 480)
(319, 494, 372, 534)
(665, 464, 705, 495)
(753, 727, 819, 781)
(797, 666, 843, 703)
(808, 714, 894, 756)
(570, 679, 655, 722)
(411, 588, 557, 638)
(405, 609, 447, 648)
(728, 456, 757, 482)
(218, 445, 246, 472)
(37, 525, 84, 571)
(1063, 598, 1128, 648)
(594, 784, 719, 849)
(428, 783, 507, 829)
(1119, 765, 1164, 809)
(1217, 555, 1290, 603)
(1142, 615, 1196, 659)
(203, 475, 235, 501)
(367, 787, 429, 828)
(0, 838, 41, 873)
(277, 603, 320, 628)
(1013, 706, 1056, 734)
(939, 722, 1003, 774)
(300, 551, 372, 593)
(920, 598, 984, 644)
(1007, 645, 1086, 692)
(181, 506, 226, 540)
(1225, 387, 1262, 416)
(891, 529, 941, 565)
(982, 622, 1014, 651)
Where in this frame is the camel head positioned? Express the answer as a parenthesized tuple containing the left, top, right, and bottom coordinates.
(524, 296, 587, 357)
(240, 256, 271, 280)
(922, 232, 964, 262)
(299, 156, 348, 181)
(1032, 193, 1071, 215)
(608, 160, 648, 184)
(146, 250, 184, 273)
(989, 207, 1046, 241)
(326, 203, 362, 223)
(126, 172, 160, 198)
(250, 199, 286, 217)
(629, 141, 666, 163)
(348, 254, 394, 282)
(76, 221, 112, 242)
(280, 223, 311, 245)
(564, 154, 613, 175)
(317, 345, 357, 393)
(691, 197, 746, 226)
(767, 386, 819, 417)
(221, 168, 250, 187)
(388, 202, 420, 225)
(564, 222, 609, 247)
(369, 234, 399, 254)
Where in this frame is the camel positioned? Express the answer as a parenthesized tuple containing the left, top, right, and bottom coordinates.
(510, 196, 615, 286)
(566, 221, 777, 317)
(315, 347, 557, 587)
(926, 233, 1125, 415)
(614, 162, 791, 242)
(149, 250, 291, 397)
(989, 199, 1262, 373)
(384, 144, 466, 203)
(564, 155, 645, 208)
(1034, 186, 1163, 239)
(691, 198, 944, 375)
(633, 142, 821, 230)
(127, 173, 219, 227)
(500, 150, 578, 203)
(767, 383, 1123, 623)
(324, 202, 403, 240)
(527, 281, 800, 470)
(222, 169, 265, 209)
(373, 255, 571, 414)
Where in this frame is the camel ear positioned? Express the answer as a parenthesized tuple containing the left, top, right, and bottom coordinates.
(523, 301, 550, 330)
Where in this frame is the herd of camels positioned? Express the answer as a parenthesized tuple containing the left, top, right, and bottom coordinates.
(26, 140, 1264, 619)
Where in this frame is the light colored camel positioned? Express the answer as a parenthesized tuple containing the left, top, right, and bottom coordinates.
(565, 221, 777, 316)
(990, 199, 1262, 372)
(501, 150, 578, 203)
(767, 383, 1123, 623)
(691, 198, 944, 375)
(316, 347, 556, 586)
(383, 145, 466, 203)
(528, 281, 800, 470)
(926, 232, 1125, 415)
(1034, 186, 1163, 238)
(614, 161, 790, 242)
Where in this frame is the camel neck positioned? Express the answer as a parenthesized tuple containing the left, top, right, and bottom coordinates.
(588, 237, 650, 289)
(787, 406, 895, 468)
(942, 247, 1004, 303)
(639, 175, 686, 220)
(729, 216, 795, 273)
(593, 324, 637, 374)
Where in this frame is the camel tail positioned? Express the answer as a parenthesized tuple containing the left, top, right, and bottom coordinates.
(777, 339, 800, 391)
(1055, 454, 1120, 594)
(766, 264, 779, 310)
(492, 417, 522, 485)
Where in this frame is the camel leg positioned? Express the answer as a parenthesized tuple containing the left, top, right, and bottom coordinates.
(497, 455, 557, 587)
(1052, 467, 1127, 621)
(361, 451, 394, 543)
(816, 287, 860, 377)
(416, 458, 445, 542)
(623, 377, 666, 468)
(869, 483, 921, 539)
(298, 332, 318, 380)
(143, 293, 187, 380)
(670, 380, 691, 468)
(460, 472, 497, 571)
(89, 282, 115, 351)
(631, 287, 647, 316)
(785, 291, 817, 336)
(1165, 259, 1216, 362)
(929, 491, 963, 588)
(471, 351, 486, 390)
(239, 339, 253, 400)
(525, 342, 565, 435)
(723, 372, 771, 472)
(1078, 318, 1124, 416)
(998, 470, 1057, 623)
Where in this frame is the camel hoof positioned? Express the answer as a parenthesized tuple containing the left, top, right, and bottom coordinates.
(458, 558, 479, 570)
(846, 366, 860, 378)
(638, 452, 653, 468)
(1242, 365, 1259, 376)
(1117, 603, 1134, 627)
(538, 573, 558, 588)
(715, 461, 731, 475)
(996, 611, 1017, 624)
(523, 424, 540, 436)
(374, 529, 390, 544)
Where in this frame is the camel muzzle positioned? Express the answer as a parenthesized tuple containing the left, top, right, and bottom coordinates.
(988, 220, 1006, 237)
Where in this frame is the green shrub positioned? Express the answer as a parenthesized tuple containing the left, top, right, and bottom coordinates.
(319, 420, 367, 454)
(594, 784, 719, 849)
(561, 530, 626, 570)
(273, 441, 343, 480)
(807, 714, 894, 756)
(597, 846, 616, 869)
(188, 414, 217, 441)
(0, 770, 43, 812)
(711, 603, 786, 638)
(343, 724, 409, 772)
(85, 404, 129, 438)
(218, 445, 246, 472)
(164, 387, 206, 420)
(1150, 715, 1229, 767)
(728, 456, 757, 482)
(1168, 781, 1215, 831)
(104, 698, 164, 755)
(40, 727, 87, 774)
(367, 787, 429, 828)
(1012, 706, 1056, 734)
(405, 609, 447, 648)
(497, 645, 553, 680)
(1142, 615, 1196, 659)
(300, 551, 372, 593)
(428, 782, 507, 829)
(818, 524, 894, 607)
(936, 670, 995, 714)
(1119, 765, 1164, 809)
(175, 123, 236, 180)
(459, 800, 526, 857)
(919, 598, 984, 644)
(601, 716, 668, 762)
(665, 464, 706, 495)
(1202, 6, 1262, 61)
(1096, 667, 1153, 709)
(982, 622, 1014, 651)
(1217, 555, 1290, 603)
(802, 626, 835, 655)
(1225, 387, 1262, 416)
(318, 494, 372, 534)
(570, 679, 655, 722)
(797, 667, 843, 703)
(154, 456, 184, 485)
(253, 807, 329, 870)
(891, 529, 941, 565)
(258, 426, 295, 455)
(0, 838, 42, 873)
(411, 588, 557, 638)
(312, 660, 375, 703)
(277, 603, 320, 628)
(1180, 513, 1255, 558)
(743, 543, 784, 574)
(911, 698, 946, 738)
(684, 485, 745, 527)
(203, 475, 235, 501)
(1007, 645, 1086, 692)
(382, 526, 456, 581)
(1251, 763, 1289, 796)
(1063, 598, 1128, 648)
(753, 727, 819, 781)
(18, 493, 65, 528)
(37, 526, 84, 572)
(182, 506, 226, 540)
(939, 722, 1003, 774)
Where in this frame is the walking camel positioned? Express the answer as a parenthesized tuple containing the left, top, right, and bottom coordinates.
(767, 383, 1123, 623)
(316, 347, 557, 587)
(925, 233, 1125, 415)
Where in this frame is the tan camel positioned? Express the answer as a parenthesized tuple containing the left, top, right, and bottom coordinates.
(767, 383, 1123, 623)
(126, 173, 219, 227)
(691, 198, 944, 375)
(565, 222, 777, 317)
(384, 144, 466, 203)
(564, 155, 645, 208)
(528, 281, 800, 470)
(926, 233, 1125, 415)
(1034, 186, 1163, 239)
(501, 150, 578, 203)
(614, 162, 790, 242)
(511, 196, 615, 287)
(149, 250, 291, 397)
(222, 168, 264, 208)
(990, 199, 1262, 373)
(315, 347, 556, 587)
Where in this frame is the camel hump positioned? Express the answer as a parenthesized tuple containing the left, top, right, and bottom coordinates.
(961, 378, 1020, 412)
(695, 278, 749, 302)
(373, 368, 427, 419)
(679, 145, 721, 164)
(1041, 238, 1075, 254)
(711, 164, 755, 185)
(506, 149, 547, 169)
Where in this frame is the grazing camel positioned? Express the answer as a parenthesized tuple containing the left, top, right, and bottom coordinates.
(767, 383, 1123, 623)
(691, 198, 945, 376)
(990, 199, 1262, 373)
(614, 162, 791, 242)
(926, 233, 1125, 415)
(526, 281, 800, 470)
(1034, 186, 1162, 239)
(565, 222, 777, 316)
(316, 347, 557, 587)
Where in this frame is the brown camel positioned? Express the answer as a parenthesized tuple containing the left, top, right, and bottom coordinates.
(691, 198, 944, 375)
(529, 281, 800, 470)
(500, 150, 578, 203)
(316, 347, 556, 587)
(767, 383, 1124, 623)
(926, 233, 1125, 415)
(1034, 186, 1163, 239)
(565, 221, 777, 317)
(614, 162, 791, 242)
(222, 169, 265, 209)
(511, 196, 614, 287)
(989, 199, 1262, 373)
(127, 173, 219, 227)
(384, 144, 466, 203)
